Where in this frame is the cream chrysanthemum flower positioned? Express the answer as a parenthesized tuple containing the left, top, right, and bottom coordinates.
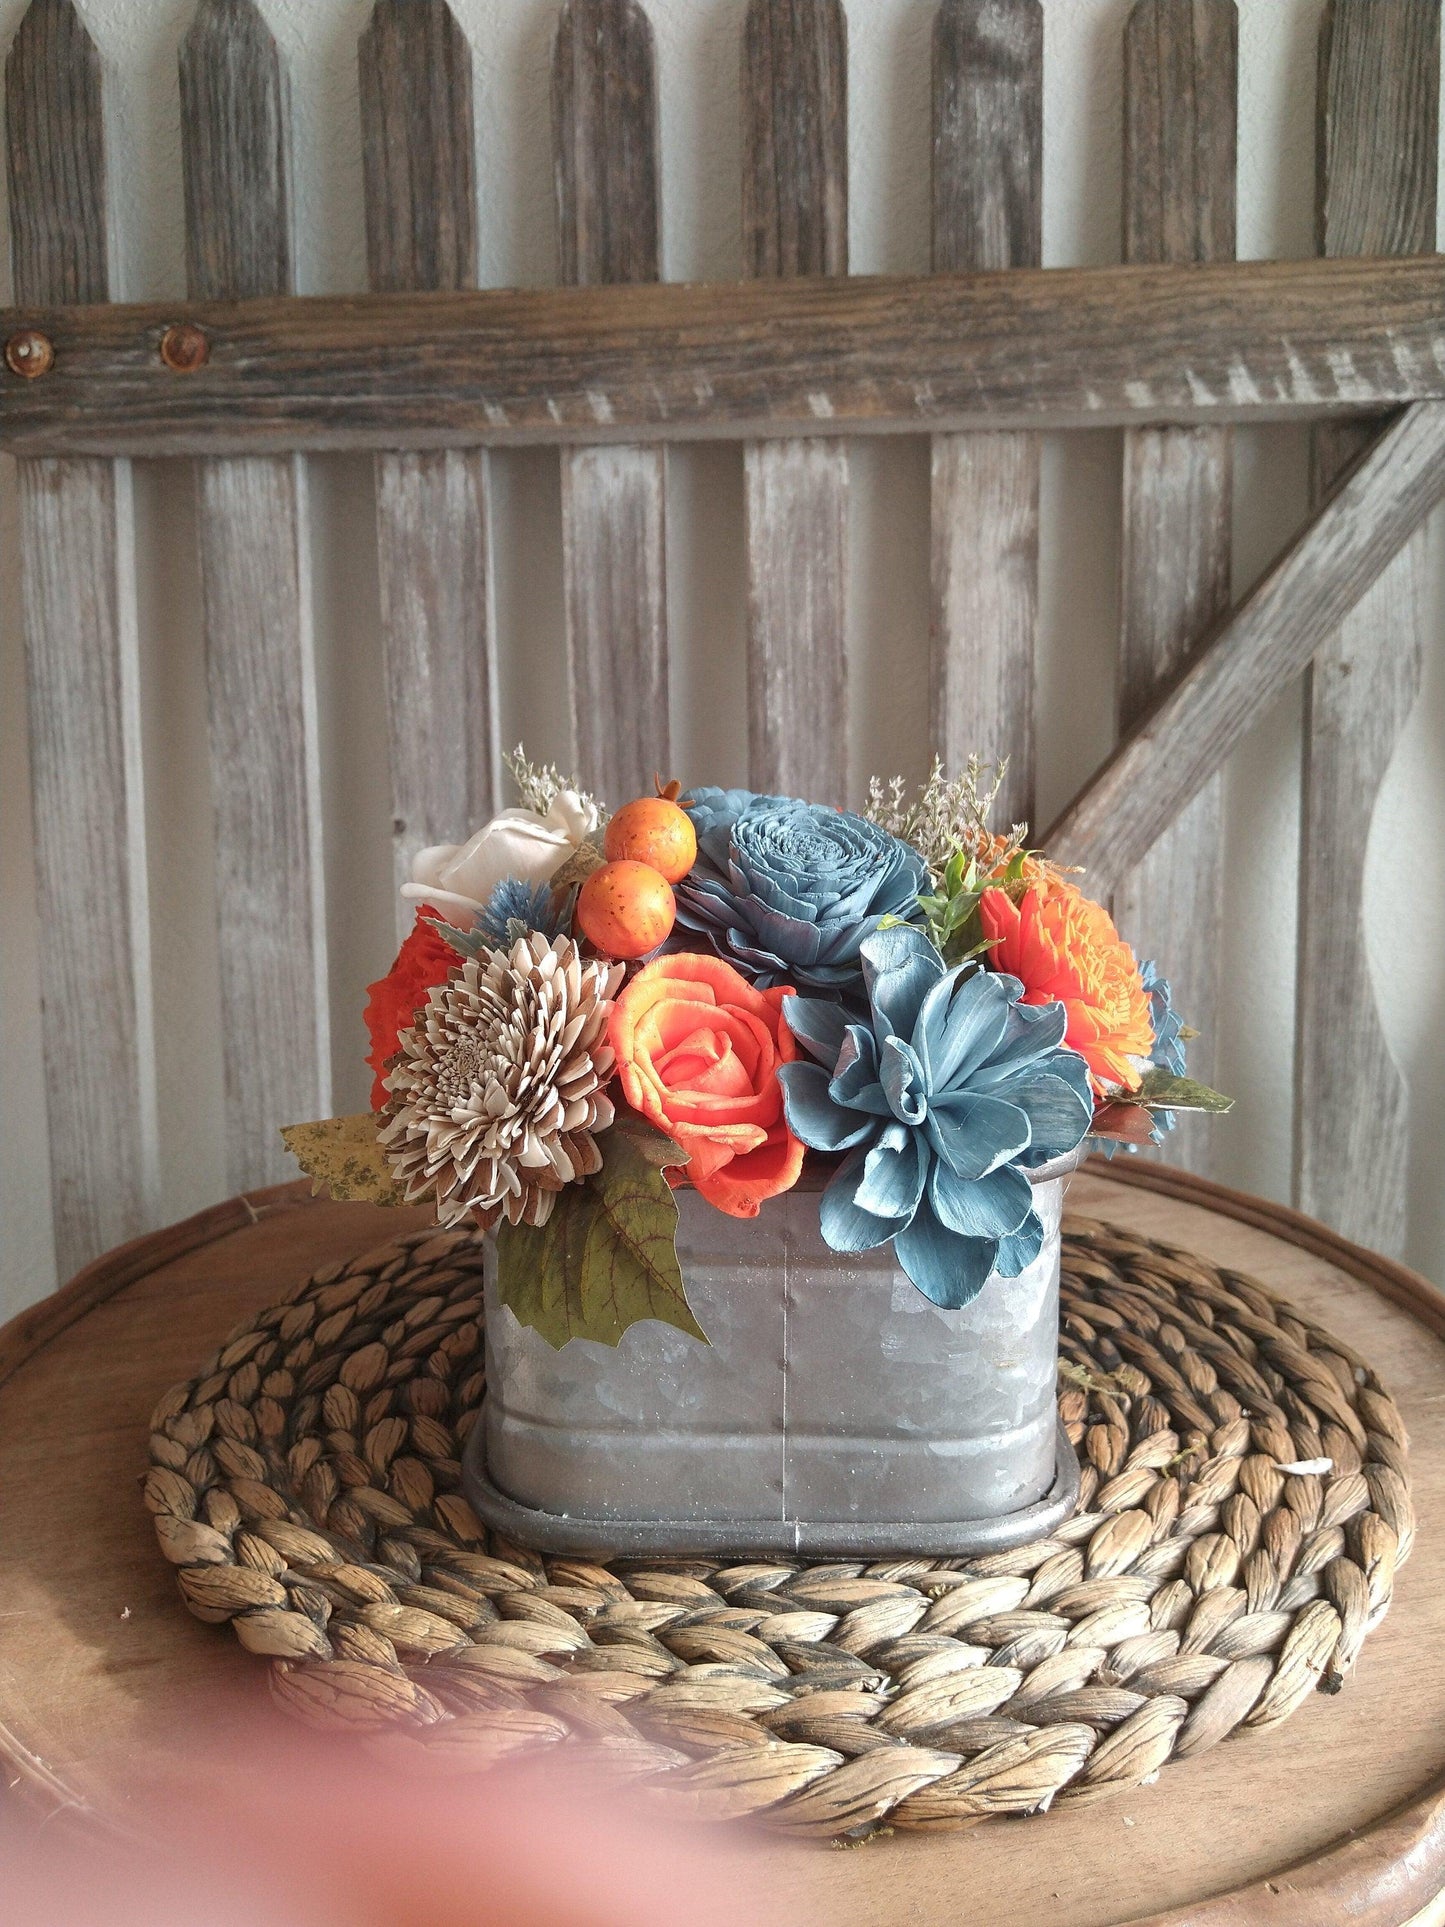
(379, 932, 623, 1229)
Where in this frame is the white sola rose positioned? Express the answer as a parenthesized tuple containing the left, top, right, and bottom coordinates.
(401, 790, 599, 920)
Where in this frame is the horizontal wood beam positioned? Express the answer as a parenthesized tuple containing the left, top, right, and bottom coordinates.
(1, 255, 1444, 455)
(1045, 400, 1445, 889)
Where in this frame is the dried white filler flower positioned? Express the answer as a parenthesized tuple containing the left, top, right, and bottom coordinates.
(504, 741, 606, 827)
(862, 753, 1027, 881)
(379, 932, 624, 1230)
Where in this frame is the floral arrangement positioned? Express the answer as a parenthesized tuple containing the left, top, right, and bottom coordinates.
(285, 751, 1229, 1349)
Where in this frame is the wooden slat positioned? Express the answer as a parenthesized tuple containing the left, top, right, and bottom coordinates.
(360, 0, 497, 931)
(1295, 0, 1439, 1255)
(554, 0, 667, 804)
(930, 0, 1042, 829)
(742, 0, 848, 803)
(8, 257, 1445, 456)
(1046, 401, 1445, 890)
(6, 0, 156, 1279)
(359, 0, 474, 296)
(180, 0, 329, 1192)
(1116, 0, 1237, 1176)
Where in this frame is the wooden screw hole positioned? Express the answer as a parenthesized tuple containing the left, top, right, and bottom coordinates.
(159, 322, 210, 373)
(5, 329, 54, 378)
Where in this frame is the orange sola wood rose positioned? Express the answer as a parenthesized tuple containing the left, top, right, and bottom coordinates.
(609, 953, 806, 1217)
(978, 878, 1154, 1093)
(363, 910, 458, 1109)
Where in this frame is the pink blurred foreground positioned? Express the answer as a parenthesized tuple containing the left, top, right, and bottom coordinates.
(1, 1730, 775, 1926)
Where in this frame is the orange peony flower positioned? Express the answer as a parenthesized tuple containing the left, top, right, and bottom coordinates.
(978, 881, 1154, 1093)
(363, 910, 458, 1109)
(608, 953, 806, 1218)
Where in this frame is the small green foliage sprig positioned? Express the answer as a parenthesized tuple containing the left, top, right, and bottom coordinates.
(867, 754, 1040, 965)
(913, 842, 1032, 967)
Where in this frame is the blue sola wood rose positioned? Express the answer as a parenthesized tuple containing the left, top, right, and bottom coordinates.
(675, 788, 929, 996)
(778, 925, 1095, 1308)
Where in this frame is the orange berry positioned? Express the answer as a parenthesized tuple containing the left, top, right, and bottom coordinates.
(603, 797, 698, 885)
(576, 860, 677, 960)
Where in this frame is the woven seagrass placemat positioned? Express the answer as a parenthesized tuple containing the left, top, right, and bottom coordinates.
(146, 1216, 1413, 1840)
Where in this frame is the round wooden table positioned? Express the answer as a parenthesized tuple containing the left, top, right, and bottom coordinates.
(3, 1160, 1444, 1926)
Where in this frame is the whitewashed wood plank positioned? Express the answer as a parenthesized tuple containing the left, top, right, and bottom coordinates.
(742, 0, 849, 805)
(181, 0, 329, 1191)
(1295, 0, 1439, 1255)
(360, 0, 497, 930)
(743, 437, 848, 804)
(560, 443, 667, 801)
(190, 459, 327, 1183)
(372, 446, 494, 925)
(554, 0, 667, 805)
(6, 0, 157, 1278)
(930, 0, 1042, 830)
(1116, 0, 1237, 1176)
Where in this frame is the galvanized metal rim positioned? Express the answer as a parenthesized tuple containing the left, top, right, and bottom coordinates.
(460, 1412, 1082, 1560)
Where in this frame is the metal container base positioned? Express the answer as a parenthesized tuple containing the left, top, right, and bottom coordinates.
(460, 1411, 1081, 1559)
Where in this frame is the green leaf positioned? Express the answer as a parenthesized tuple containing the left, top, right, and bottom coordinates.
(549, 840, 606, 892)
(280, 1114, 409, 1205)
(436, 920, 490, 958)
(493, 1114, 707, 1351)
(953, 936, 999, 964)
(1136, 1070, 1235, 1114)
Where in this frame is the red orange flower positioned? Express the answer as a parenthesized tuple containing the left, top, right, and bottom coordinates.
(363, 911, 458, 1109)
(608, 953, 805, 1218)
(978, 881, 1154, 1092)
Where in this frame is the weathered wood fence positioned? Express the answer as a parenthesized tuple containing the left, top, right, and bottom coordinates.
(3, 0, 1440, 1281)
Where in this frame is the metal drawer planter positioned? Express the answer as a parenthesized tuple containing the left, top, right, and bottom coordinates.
(461, 1150, 1083, 1558)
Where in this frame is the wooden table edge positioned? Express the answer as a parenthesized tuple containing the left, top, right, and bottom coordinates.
(2, 1162, 1443, 1927)
(0, 1180, 328, 1394)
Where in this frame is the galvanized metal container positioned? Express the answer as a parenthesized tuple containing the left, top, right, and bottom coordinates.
(462, 1152, 1082, 1557)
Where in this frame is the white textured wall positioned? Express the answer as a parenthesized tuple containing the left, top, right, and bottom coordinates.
(2, 0, 1444, 1317)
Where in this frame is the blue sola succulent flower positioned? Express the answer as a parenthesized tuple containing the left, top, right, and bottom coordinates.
(778, 924, 1095, 1307)
(675, 787, 929, 997)
(1093, 962, 1191, 1159)
(1140, 959, 1187, 1142)
(1142, 961, 1186, 1078)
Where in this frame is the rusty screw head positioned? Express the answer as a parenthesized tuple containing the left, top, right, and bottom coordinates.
(5, 328, 54, 379)
(159, 321, 210, 373)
